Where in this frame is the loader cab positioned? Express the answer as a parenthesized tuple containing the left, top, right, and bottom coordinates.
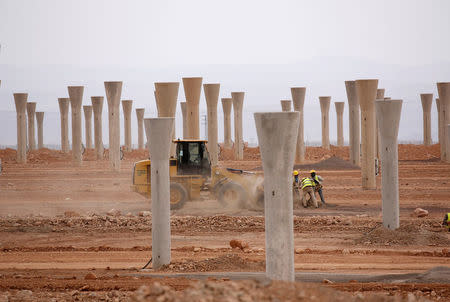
(175, 140, 211, 177)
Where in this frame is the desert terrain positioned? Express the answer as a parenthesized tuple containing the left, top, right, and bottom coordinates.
(0, 144, 448, 301)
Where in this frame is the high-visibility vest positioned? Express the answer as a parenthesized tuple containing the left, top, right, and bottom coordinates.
(301, 177, 315, 190)
(446, 213, 450, 228)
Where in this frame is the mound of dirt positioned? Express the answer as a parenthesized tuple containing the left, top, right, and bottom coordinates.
(159, 254, 264, 272)
(355, 223, 450, 246)
(132, 279, 428, 302)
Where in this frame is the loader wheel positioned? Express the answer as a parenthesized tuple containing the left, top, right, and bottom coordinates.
(170, 183, 188, 210)
(217, 182, 247, 208)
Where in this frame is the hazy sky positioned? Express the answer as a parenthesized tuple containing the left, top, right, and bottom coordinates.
(1, 0, 450, 146)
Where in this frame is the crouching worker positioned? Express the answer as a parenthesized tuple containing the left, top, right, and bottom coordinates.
(300, 176, 318, 208)
(443, 213, 450, 232)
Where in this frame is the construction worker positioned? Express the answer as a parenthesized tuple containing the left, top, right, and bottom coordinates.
(443, 213, 450, 232)
(293, 170, 299, 186)
(300, 176, 318, 208)
(310, 170, 326, 204)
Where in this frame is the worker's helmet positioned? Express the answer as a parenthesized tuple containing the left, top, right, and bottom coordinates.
(293, 170, 299, 176)
(310, 169, 316, 174)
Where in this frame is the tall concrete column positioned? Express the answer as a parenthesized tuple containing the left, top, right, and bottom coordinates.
(291, 87, 306, 163)
(345, 81, 360, 166)
(335, 102, 344, 147)
(68, 86, 84, 166)
(376, 99, 402, 230)
(105, 82, 123, 171)
(280, 100, 292, 111)
(254, 111, 299, 281)
(180, 102, 187, 139)
(58, 98, 70, 153)
(436, 98, 442, 149)
(232, 92, 245, 160)
(36, 112, 44, 149)
(83, 105, 93, 149)
(375, 89, 385, 159)
(122, 100, 133, 151)
(221, 98, 233, 148)
(420, 94, 433, 146)
(91, 97, 104, 160)
(144, 117, 175, 270)
(437, 82, 450, 162)
(319, 96, 331, 149)
(26, 102, 36, 151)
(356, 79, 379, 189)
(204, 83, 220, 166)
(155, 82, 179, 157)
(14, 93, 28, 163)
(136, 108, 145, 150)
(182, 77, 202, 139)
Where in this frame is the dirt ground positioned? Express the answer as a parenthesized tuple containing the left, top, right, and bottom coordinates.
(0, 144, 449, 301)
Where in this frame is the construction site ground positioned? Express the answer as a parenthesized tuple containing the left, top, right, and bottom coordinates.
(0, 144, 449, 301)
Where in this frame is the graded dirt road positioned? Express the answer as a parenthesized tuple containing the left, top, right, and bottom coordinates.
(0, 145, 448, 301)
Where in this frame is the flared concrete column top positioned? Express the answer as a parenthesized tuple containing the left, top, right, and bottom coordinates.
(91, 96, 104, 112)
(290, 87, 306, 111)
(203, 83, 220, 107)
(136, 108, 145, 119)
(335, 102, 344, 113)
(144, 117, 175, 160)
(280, 100, 292, 111)
(68, 86, 84, 109)
(420, 94, 433, 112)
(376, 99, 403, 138)
(221, 98, 232, 111)
(14, 93, 28, 111)
(36, 111, 44, 121)
(356, 79, 379, 110)
(231, 92, 245, 110)
(154, 82, 179, 117)
(376, 88, 385, 100)
(319, 96, 331, 110)
(345, 81, 358, 106)
(182, 77, 203, 105)
(437, 82, 450, 100)
(104, 82, 123, 107)
(26, 102, 36, 114)
(58, 98, 70, 113)
(122, 100, 133, 112)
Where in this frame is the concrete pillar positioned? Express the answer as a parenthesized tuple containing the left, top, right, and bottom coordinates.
(221, 98, 233, 148)
(83, 105, 93, 149)
(14, 93, 28, 163)
(154, 82, 179, 157)
(68, 86, 84, 166)
(376, 99, 402, 230)
(26, 102, 36, 151)
(291, 87, 306, 163)
(180, 102, 187, 139)
(122, 100, 133, 151)
(335, 102, 345, 147)
(182, 77, 202, 139)
(58, 98, 70, 153)
(280, 100, 292, 111)
(154, 90, 160, 115)
(104, 82, 123, 171)
(144, 117, 175, 270)
(436, 98, 442, 149)
(356, 79, 378, 189)
(420, 94, 433, 146)
(375, 89, 385, 159)
(376, 89, 385, 100)
(319, 96, 331, 149)
(254, 111, 299, 281)
(345, 81, 360, 166)
(36, 112, 44, 149)
(437, 82, 450, 162)
(91, 97, 104, 160)
(203, 83, 220, 166)
(232, 92, 245, 160)
(136, 108, 145, 150)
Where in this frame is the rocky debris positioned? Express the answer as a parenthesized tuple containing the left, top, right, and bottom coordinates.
(139, 211, 151, 217)
(84, 272, 97, 280)
(107, 208, 121, 217)
(15, 290, 33, 301)
(322, 279, 334, 284)
(64, 211, 80, 218)
(229, 239, 249, 250)
(413, 208, 429, 218)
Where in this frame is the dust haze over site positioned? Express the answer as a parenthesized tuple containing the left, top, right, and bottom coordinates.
(1, 0, 450, 147)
